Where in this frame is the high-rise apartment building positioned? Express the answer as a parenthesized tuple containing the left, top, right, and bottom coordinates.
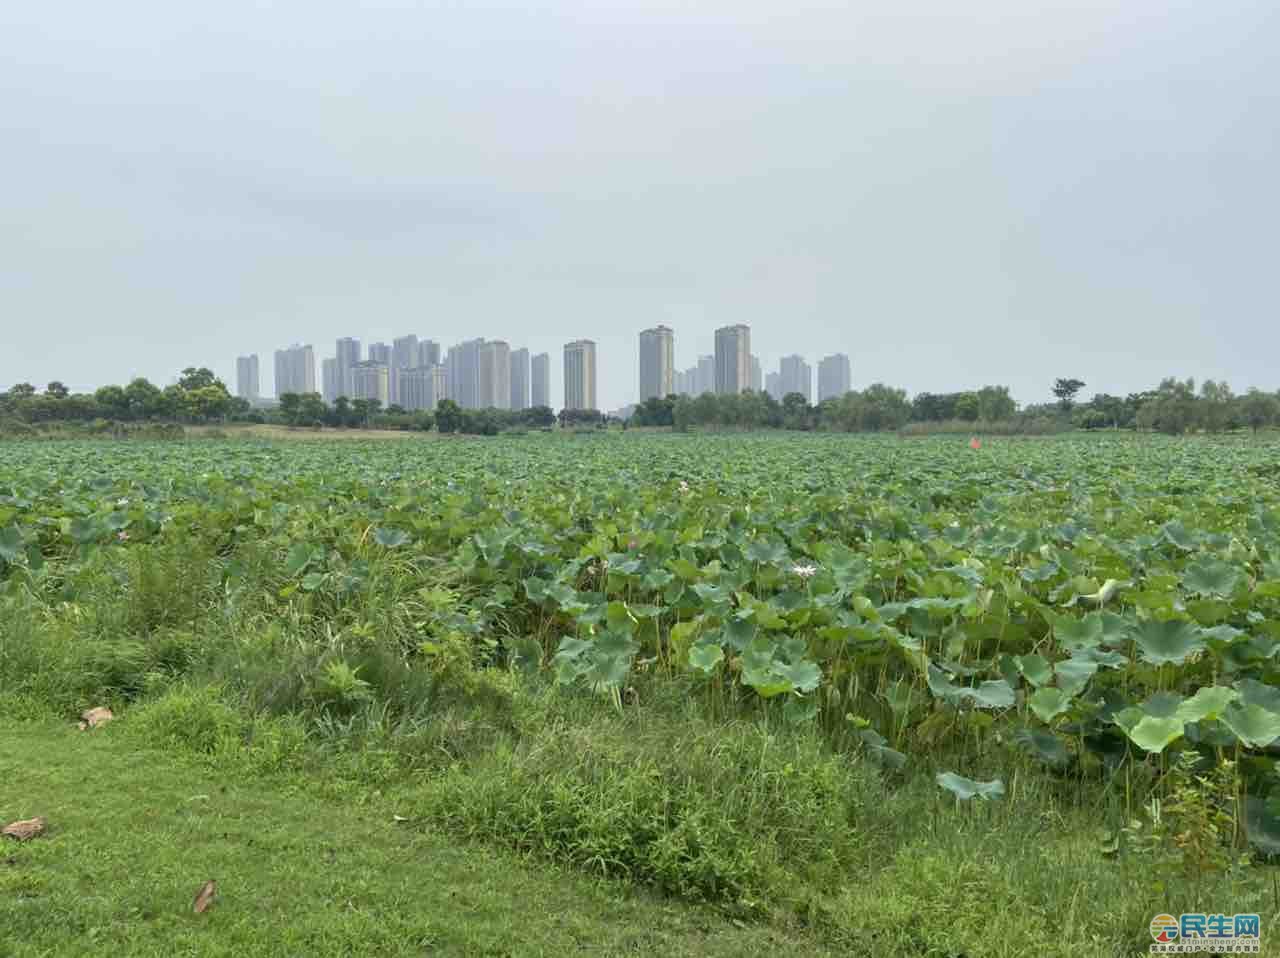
(236, 354, 260, 400)
(510, 348, 530, 410)
(478, 340, 511, 409)
(778, 355, 812, 403)
(714, 324, 751, 395)
(750, 354, 762, 393)
(273, 344, 316, 398)
(765, 371, 782, 401)
(418, 340, 440, 369)
(321, 358, 340, 405)
(818, 354, 852, 401)
(531, 353, 551, 408)
(696, 355, 716, 395)
(399, 365, 446, 412)
(563, 340, 597, 411)
(638, 325, 675, 401)
(368, 342, 391, 365)
(390, 335, 419, 407)
(446, 338, 484, 409)
(350, 361, 389, 407)
(335, 337, 361, 399)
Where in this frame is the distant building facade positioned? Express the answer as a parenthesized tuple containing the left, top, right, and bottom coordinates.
(510, 347, 530, 410)
(321, 358, 340, 405)
(765, 371, 782, 401)
(399, 365, 446, 412)
(335, 337, 361, 399)
(350, 361, 389, 407)
(273, 344, 316, 398)
(714, 324, 751, 395)
(818, 353, 851, 402)
(563, 340, 597, 411)
(531, 352, 551, 408)
(236, 354, 260, 400)
(478, 340, 512, 409)
(779, 354, 812, 403)
(750, 354, 762, 393)
(638, 325, 674, 401)
(446, 338, 484, 409)
(390, 335, 419, 406)
(418, 340, 440, 369)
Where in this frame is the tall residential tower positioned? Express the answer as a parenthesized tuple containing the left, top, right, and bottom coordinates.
(638, 325, 674, 401)
(714, 324, 751, 395)
(563, 340, 597, 411)
(818, 354, 852, 401)
(531, 353, 551, 408)
(235, 354, 260, 401)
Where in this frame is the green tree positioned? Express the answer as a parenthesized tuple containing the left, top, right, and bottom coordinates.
(1198, 380, 1235, 433)
(975, 385, 1016, 421)
(9, 383, 36, 400)
(1052, 378, 1086, 411)
(1136, 378, 1196, 434)
(953, 393, 980, 422)
(1240, 388, 1279, 433)
(278, 393, 303, 426)
(435, 399, 463, 434)
(94, 385, 130, 419)
(45, 381, 69, 400)
(177, 367, 220, 391)
(125, 378, 165, 419)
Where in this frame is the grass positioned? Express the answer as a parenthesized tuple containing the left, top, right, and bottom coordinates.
(0, 721, 828, 957)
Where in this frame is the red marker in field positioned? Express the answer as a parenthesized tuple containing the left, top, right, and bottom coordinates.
(970, 437, 981, 450)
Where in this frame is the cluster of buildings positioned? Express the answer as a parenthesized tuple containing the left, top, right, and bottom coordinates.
(639, 324, 851, 405)
(236, 325, 850, 415)
(246, 338, 556, 413)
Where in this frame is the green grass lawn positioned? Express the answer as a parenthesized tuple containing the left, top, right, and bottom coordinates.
(0, 722, 825, 957)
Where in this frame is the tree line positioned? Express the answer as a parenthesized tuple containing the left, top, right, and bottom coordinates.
(3, 371, 1279, 436)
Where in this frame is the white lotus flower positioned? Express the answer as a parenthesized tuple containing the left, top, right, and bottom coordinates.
(791, 563, 818, 579)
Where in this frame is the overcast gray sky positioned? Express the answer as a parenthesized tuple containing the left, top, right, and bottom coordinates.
(3, 0, 1277, 411)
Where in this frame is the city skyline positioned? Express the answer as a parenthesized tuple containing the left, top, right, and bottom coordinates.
(239, 323, 860, 413)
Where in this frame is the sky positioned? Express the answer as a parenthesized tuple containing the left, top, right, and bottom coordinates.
(2, 0, 1277, 411)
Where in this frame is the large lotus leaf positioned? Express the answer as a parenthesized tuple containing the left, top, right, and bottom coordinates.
(1182, 557, 1242, 598)
(374, 527, 411, 548)
(744, 538, 790, 565)
(688, 641, 725, 674)
(1161, 520, 1198, 550)
(1174, 686, 1239, 724)
(1221, 702, 1280, 749)
(722, 615, 758, 651)
(1130, 619, 1206, 665)
(1029, 687, 1071, 723)
(1140, 691, 1186, 719)
(936, 772, 1005, 801)
(1126, 715, 1185, 753)
(927, 666, 1014, 709)
(1052, 612, 1104, 650)
(284, 542, 314, 576)
(1055, 658, 1098, 697)
(1236, 678, 1280, 712)
(1016, 654, 1054, 687)
(1073, 647, 1129, 669)
(778, 658, 823, 693)
(1014, 726, 1070, 766)
(1099, 612, 1132, 647)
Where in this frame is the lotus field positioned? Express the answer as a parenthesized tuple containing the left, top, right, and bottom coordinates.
(3, 431, 1280, 931)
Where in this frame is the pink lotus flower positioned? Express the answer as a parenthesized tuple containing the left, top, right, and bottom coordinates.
(970, 438, 982, 450)
(117, 531, 130, 541)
